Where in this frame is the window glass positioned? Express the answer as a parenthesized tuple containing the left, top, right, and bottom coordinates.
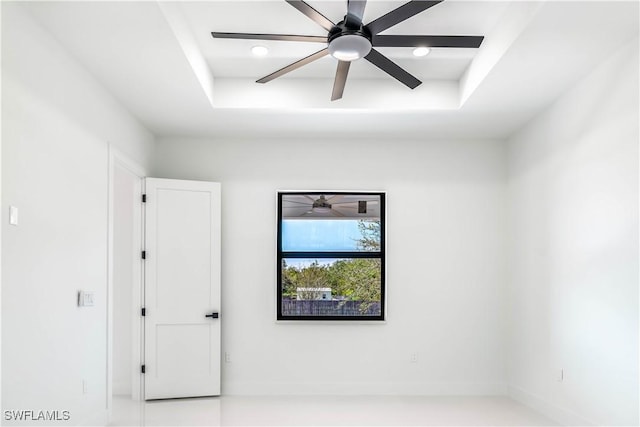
(281, 258, 382, 317)
(281, 219, 380, 252)
(277, 192, 385, 321)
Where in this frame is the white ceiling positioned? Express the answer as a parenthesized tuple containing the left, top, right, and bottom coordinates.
(22, 0, 640, 139)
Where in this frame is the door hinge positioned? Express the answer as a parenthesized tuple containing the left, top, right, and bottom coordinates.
(141, 251, 146, 260)
(141, 307, 146, 316)
(141, 365, 146, 374)
(142, 194, 147, 203)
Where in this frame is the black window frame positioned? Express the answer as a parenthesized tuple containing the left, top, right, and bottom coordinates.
(276, 191, 386, 321)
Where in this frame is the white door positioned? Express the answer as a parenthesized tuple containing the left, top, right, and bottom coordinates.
(143, 178, 221, 400)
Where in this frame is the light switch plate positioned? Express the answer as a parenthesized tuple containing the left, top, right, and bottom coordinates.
(78, 291, 95, 307)
(9, 206, 18, 226)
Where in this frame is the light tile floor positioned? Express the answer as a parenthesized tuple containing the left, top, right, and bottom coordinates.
(110, 395, 558, 426)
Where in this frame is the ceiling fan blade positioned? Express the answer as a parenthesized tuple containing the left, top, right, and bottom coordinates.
(345, 0, 367, 28)
(331, 61, 351, 101)
(284, 200, 313, 206)
(285, 0, 335, 32)
(365, 48, 421, 89)
(367, 1, 443, 35)
(212, 32, 326, 43)
(256, 49, 329, 83)
(373, 35, 484, 48)
(331, 209, 346, 217)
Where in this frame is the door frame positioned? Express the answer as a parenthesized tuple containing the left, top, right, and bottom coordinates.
(107, 144, 146, 415)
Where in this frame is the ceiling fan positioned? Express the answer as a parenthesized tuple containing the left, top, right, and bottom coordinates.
(211, 0, 484, 101)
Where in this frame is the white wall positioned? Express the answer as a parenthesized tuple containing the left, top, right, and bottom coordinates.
(154, 136, 507, 395)
(506, 37, 639, 426)
(1, 3, 154, 425)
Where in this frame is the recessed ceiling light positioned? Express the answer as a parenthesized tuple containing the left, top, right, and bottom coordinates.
(413, 47, 431, 57)
(251, 45, 269, 57)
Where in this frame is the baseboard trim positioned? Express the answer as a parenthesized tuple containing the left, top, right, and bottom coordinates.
(508, 385, 595, 426)
(223, 381, 507, 396)
(75, 409, 108, 426)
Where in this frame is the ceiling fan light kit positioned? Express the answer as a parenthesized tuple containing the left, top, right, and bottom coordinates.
(212, 0, 484, 101)
(328, 33, 372, 62)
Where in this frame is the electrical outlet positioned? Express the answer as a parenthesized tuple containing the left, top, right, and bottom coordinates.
(410, 352, 419, 363)
(224, 352, 231, 363)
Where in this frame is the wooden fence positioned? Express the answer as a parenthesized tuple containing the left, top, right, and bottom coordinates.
(282, 300, 381, 316)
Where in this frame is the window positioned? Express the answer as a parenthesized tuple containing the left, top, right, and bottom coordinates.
(277, 192, 385, 321)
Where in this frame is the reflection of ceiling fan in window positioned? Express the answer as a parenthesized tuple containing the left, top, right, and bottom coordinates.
(283, 194, 380, 218)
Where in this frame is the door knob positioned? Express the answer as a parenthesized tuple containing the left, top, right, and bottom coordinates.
(205, 312, 219, 319)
